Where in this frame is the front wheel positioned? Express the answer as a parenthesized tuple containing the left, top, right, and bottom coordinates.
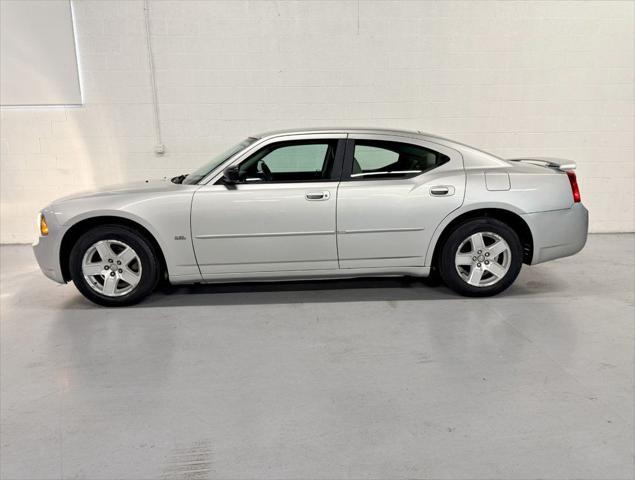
(69, 225, 161, 306)
(438, 218, 523, 297)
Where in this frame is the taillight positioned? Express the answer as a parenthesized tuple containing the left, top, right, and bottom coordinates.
(566, 171, 581, 203)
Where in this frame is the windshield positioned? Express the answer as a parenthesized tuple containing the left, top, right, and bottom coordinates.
(182, 137, 257, 184)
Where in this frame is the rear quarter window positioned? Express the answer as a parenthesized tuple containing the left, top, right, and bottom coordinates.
(351, 140, 449, 179)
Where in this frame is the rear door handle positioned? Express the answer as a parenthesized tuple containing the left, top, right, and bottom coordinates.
(430, 185, 455, 196)
(305, 191, 330, 201)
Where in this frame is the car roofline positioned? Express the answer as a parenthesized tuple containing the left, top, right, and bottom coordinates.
(253, 127, 435, 140)
(250, 127, 505, 162)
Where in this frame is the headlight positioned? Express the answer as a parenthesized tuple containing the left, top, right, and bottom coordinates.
(39, 213, 49, 236)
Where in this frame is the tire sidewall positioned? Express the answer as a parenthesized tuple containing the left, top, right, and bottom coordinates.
(439, 218, 523, 297)
(69, 225, 159, 307)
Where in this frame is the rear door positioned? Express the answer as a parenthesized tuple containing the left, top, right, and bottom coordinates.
(191, 134, 346, 277)
(336, 134, 465, 268)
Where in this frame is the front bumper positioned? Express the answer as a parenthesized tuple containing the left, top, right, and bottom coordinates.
(32, 213, 66, 284)
(523, 203, 589, 265)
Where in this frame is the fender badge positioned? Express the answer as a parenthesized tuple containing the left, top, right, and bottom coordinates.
(174, 235, 187, 241)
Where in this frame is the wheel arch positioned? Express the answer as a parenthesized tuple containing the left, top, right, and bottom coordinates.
(427, 207, 534, 268)
(59, 215, 168, 283)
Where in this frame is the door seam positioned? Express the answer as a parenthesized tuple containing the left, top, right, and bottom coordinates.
(189, 186, 204, 280)
(335, 134, 349, 269)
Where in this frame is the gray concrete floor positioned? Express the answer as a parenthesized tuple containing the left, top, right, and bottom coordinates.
(1, 234, 633, 480)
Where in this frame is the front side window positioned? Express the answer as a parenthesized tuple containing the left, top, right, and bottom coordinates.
(183, 137, 257, 184)
(236, 140, 338, 183)
(351, 140, 449, 179)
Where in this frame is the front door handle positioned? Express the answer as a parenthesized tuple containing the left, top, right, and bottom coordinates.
(430, 185, 455, 196)
(305, 191, 330, 201)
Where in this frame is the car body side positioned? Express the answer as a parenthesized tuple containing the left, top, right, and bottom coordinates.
(32, 128, 588, 285)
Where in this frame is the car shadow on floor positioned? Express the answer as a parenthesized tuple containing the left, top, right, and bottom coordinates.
(58, 269, 568, 309)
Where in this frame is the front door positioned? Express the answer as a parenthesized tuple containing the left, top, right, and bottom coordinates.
(191, 135, 346, 277)
(336, 134, 465, 269)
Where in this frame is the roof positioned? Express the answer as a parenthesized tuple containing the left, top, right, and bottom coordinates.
(252, 127, 442, 141)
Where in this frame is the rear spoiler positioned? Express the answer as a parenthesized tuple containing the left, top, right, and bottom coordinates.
(508, 157, 576, 171)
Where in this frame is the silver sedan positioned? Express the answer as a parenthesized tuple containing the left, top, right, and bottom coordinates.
(33, 128, 588, 306)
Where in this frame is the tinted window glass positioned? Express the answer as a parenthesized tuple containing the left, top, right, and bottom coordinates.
(263, 144, 329, 173)
(354, 145, 399, 170)
(352, 140, 449, 179)
(183, 137, 256, 184)
(238, 140, 337, 182)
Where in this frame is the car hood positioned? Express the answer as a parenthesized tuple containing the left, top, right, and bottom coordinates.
(51, 178, 183, 204)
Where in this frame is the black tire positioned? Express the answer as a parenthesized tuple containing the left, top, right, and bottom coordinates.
(69, 225, 161, 307)
(438, 218, 523, 297)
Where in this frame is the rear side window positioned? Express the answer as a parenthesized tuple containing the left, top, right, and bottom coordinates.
(351, 140, 449, 179)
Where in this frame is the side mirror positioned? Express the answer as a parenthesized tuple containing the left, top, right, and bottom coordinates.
(222, 166, 241, 185)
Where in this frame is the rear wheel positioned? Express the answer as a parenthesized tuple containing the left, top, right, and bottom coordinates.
(69, 225, 160, 306)
(438, 218, 523, 297)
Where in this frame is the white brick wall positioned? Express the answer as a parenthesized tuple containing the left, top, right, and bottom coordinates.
(1, 0, 633, 242)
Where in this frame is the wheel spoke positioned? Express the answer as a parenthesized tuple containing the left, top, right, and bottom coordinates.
(485, 261, 507, 278)
(82, 263, 103, 276)
(117, 247, 136, 266)
(467, 267, 484, 286)
(95, 241, 112, 261)
(487, 240, 508, 257)
(102, 275, 118, 295)
(119, 268, 140, 287)
(470, 232, 485, 252)
(455, 254, 473, 266)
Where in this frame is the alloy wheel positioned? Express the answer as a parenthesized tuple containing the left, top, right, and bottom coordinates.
(454, 231, 511, 287)
(81, 239, 142, 297)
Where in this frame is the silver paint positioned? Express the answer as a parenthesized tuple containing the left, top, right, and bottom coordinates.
(32, 127, 589, 290)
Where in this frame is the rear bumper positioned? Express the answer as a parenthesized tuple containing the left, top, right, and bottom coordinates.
(523, 203, 589, 265)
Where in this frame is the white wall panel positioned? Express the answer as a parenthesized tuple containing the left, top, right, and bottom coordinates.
(0, 0, 81, 106)
(0, 0, 633, 242)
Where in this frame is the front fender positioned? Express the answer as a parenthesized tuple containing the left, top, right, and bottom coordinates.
(62, 209, 177, 270)
(54, 189, 201, 281)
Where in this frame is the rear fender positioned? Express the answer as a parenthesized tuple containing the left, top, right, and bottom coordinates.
(424, 202, 528, 266)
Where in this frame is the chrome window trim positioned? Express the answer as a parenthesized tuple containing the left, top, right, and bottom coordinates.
(350, 170, 422, 178)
